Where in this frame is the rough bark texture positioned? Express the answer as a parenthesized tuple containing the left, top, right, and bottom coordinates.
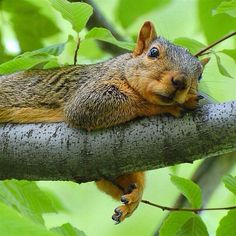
(0, 101, 235, 182)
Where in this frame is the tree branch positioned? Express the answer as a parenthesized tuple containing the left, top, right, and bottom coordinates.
(0, 101, 235, 182)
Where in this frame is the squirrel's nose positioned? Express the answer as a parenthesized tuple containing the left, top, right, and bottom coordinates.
(171, 75, 187, 90)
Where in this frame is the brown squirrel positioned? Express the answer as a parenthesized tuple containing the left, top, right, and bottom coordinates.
(0, 21, 209, 223)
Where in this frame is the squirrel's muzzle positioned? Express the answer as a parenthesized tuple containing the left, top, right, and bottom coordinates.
(171, 74, 187, 90)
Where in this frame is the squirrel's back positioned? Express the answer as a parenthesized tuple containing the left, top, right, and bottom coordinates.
(0, 54, 132, 123)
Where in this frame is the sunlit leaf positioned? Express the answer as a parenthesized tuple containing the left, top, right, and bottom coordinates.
(0, 53, 53, 74)
(0, 202, 57, 236)
(171, 175, 202, 208)
(217, 209, 236, 236)
(50, 0, 93, 33)
(215, 54, 234, 78)
(159, 212, 194, 236)
(35, 43, 66, 56)
(223, 175, 236, 195)
(43, 58, 60, 69)
(220, 49, 236, 62)
(0, 40, 67, 74)
(176, 215, 209, 236)
(78, 39, 109, 60)
(173, 37, 206, 54)
(214, 0, 236, 18)
(0, 180, 56, 224)
(51, 223, 86, 236)
(85, 27, 135, 50)
(198, 0, 236, 43)
(2, 0, 59, 52)
(116, 0, 171, 28)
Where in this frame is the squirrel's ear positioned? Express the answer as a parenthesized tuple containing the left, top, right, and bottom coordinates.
(133, 21, 157, 56)
(200, 57, 210, 68)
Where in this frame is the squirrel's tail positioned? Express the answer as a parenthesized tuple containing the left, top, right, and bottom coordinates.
(0, 107, 64, 123)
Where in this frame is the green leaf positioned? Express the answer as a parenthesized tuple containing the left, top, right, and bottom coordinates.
(171, 175, 202, 208)
(198, 0, 236, 43)
(85, 27, 135, 50)
(51, 223, 86, 236)
(116, 0, 171, 28)
(223, 175, 236, 195)
(214, 0, 236, 18)
(0, 180, 56, 224)
(176, 215, 209, 236)
(220, 49, 236, 62)
(215, 54, 234, 78)
(50, 0, 93, 33)
(0, 40, 66, 74)
(0, 52, 53, 74)
(217, 209, 236, 236)
(159, 212, 194, 236)
(2, 0, 60, 52)
(43, 58, 60, 69)
(34, 43, 66, 56)
(173, 37, 206, 54)
(0, 202, 57, 236)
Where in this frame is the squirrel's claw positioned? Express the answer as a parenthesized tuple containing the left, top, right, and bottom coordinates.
(112, 207, 122, 224)
(197, 95, 204, 100)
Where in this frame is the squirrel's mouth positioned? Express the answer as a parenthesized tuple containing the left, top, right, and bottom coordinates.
(157, 94, 175, 104)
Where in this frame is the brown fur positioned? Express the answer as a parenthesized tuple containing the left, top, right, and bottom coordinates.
(0, 108, 64, 123)
(0, 21, 208, 223)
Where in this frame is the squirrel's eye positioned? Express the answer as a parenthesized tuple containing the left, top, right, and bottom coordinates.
(148, 47, 159, 58)
(198, 74, 202, 81)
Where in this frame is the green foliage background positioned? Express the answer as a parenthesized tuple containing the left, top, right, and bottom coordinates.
(0, 0, 235, 235)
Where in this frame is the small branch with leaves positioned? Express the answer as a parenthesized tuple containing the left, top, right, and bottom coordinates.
(141, 200, 236, 213)
(194, 31, 236, 57)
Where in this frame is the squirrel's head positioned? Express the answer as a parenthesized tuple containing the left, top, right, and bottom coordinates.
(125, 21, 209, 106)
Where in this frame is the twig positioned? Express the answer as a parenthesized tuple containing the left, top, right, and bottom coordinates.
(80, 0, 125, 41)
(194, 31, 236, 57)
(73, 36, 80, 66)
(141, 200, 236, 213)
(70, 0, 128, 56)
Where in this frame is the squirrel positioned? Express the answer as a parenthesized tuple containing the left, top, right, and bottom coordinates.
(0, 21, 209, 223)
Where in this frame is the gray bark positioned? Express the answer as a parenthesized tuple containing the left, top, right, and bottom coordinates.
(0, 101, 236, 183)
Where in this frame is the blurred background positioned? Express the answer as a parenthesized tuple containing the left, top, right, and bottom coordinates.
(0, 0, 235, 235)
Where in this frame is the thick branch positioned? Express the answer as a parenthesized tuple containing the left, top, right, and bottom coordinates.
(0, 101, 235, 182)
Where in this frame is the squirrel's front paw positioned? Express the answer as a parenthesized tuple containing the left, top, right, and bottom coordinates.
(183, 94, 203, 110)
(112, 183, 142, 224)
(167, 106, 185, 118)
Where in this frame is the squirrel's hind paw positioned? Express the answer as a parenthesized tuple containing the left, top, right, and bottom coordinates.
(112, 183, 142, 224)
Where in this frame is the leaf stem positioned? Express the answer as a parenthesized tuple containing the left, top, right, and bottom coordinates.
(141, 199, 236, 212)
(194, 31, 236, 57)
(73, 36, 80, 66)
